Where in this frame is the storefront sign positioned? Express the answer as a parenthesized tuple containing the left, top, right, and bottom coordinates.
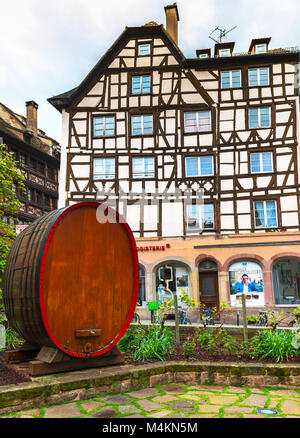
(137, 244, 171, 252)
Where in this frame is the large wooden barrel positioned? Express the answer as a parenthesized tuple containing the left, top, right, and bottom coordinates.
(3, 202, 139, 358)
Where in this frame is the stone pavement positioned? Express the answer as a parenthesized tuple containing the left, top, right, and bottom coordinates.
(1, 383, 300, 418)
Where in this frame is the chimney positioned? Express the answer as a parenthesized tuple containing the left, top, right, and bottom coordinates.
(164, 3, 179, 45)
(25, 101, 38, 136)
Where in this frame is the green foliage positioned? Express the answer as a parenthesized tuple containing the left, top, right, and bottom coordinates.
(249, 329, 300, 362)
(118, 325, 175, 361)
(0, 144, 26, 297)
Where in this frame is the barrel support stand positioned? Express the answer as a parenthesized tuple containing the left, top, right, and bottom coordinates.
(28, 346, 125, 377)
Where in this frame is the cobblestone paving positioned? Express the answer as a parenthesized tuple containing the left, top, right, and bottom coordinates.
(2, 384, 300, 418)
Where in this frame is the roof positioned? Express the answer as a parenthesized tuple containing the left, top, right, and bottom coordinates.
(48, 24, 185, 112)
(0, 101, 60, 159)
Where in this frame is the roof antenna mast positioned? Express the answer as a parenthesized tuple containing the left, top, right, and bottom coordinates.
(209, 26, 237, 43)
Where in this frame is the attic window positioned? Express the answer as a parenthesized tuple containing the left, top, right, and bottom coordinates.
(255, 44, 267, 54)
(199, 53, 209, 59)
(138, 43, 150, 56)
(219, 48, 231, 57)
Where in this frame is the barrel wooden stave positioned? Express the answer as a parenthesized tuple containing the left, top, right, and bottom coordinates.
(3, 203, 138, 357)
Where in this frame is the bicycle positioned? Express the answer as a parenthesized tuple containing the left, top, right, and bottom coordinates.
(178, 307, 191, 325)
(257, 311, 268, 327)
(201, 307, 215, 326)
(131, 312, 140, 323)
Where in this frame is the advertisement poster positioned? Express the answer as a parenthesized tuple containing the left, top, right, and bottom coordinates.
(229, 261, 264, 307)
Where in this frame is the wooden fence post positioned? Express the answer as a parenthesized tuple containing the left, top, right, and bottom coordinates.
(241, 294, 248, 342)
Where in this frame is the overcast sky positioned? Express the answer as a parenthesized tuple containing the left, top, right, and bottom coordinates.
(1, 0, 299, 141)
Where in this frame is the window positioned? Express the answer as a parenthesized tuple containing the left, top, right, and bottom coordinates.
(131, 114, 153, 136)
(36, 191, 42, 205)
(186, 204, 215, 230)
(250, 152, 273, 173)
(132, 75, 151, 95)
(93, 158, 115, 180)
(221, 70, 241, 89)
(249, 107, 271, 129)
(47, 167, 55, 181)
(272, 259, 300, 305)
(255, 44, 267, 54)
(254, 200, 278, 228)
(219, 48, 231, 57)
(199, 53, 208, 59)
(138, 266, 146, 306)
(185, 156, 214, 177)
(93, 115, 115, 137)
(229, 261, 265, 307)
(248, 68, 269, 86)
(19, 153, 26, 167)
(132, 157, 155, 178)
(156, 263, 190, 306)
(138, 44, 150, 56)
(184, 111, 211, 133)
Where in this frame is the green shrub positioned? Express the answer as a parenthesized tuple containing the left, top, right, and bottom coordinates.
(249, 329, 300, 362)
(118, 325, 175, 361)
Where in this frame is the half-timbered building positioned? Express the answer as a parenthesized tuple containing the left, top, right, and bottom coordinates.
(49, 4, 300, 322)
(0, 101, 60, 228)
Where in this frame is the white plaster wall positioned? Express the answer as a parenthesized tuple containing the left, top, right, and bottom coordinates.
(58, 110, 69, 208)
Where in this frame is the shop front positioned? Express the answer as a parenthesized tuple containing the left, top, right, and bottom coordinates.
(135, 232, 300, 323)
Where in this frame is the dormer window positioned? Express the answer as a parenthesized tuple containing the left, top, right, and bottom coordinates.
(219, 48, 231, 57)
(199, 53, 208, 59)
(255, 44, 267, 54)
(249, 38, 271, 55)
(196, 49, 211, 59)
(215, 42, 235, 58)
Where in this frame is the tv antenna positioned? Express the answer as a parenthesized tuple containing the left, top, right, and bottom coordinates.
(209, 26, 237, 43)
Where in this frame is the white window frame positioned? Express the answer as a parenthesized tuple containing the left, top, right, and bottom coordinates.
(221, 70, 242, 89)
(93, 115, 115, 137)
(184, 111, 212, 133)
(132, 75, 151, 95)
(255, 44, 267, 54)
(249, 106, 271, 129)
(219, 48, 231, 57)
(93, 158, 115, 180)
(138, 43, 150, 56)
(186, 203, 215, 231)
(254, 200, 278, 229)
(131, 114, 153, 136)
(250, 152, 273, 174)
(132, 157, 155, 179)
(185, 156, 214, 177)
(248, 67, 270, 87)
(199, 53, 209, 59)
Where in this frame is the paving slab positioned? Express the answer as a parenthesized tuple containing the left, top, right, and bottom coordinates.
(148, 410, 174, 418)
(117, 405, 142, 415)
(269, 390, 300, 398)
(280, 400, 300, 415)
(43, 403, 82, 418)
(160, 385, 184, 394)
(99, 394, 132, 404)
(166, 400, 195, 413)
(239, 394, 268, 407)
(151, 394, 178, 403)
(126, 388, 161, 399)
(79, 401, 104, 413)
(224, 406, 254, 414)
(136, 400, 163, 412)
(197, 405, 223, 414)
(209, 395, 238, 406)
(87, 406, 118, 418)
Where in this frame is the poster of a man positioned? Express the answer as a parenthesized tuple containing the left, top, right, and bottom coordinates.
(229, 261, 265, 307)
(232, 274, 262, 293)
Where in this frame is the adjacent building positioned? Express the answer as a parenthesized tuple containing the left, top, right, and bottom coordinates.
(48, 4, 300, 322)
(0, 101, 60, 227)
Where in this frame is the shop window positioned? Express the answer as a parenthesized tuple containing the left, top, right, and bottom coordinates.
(272, 259, 300, 305)
(229, 261, 264, 307)
(155, 263, 190, 307)
(138, 266, 146, 306)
